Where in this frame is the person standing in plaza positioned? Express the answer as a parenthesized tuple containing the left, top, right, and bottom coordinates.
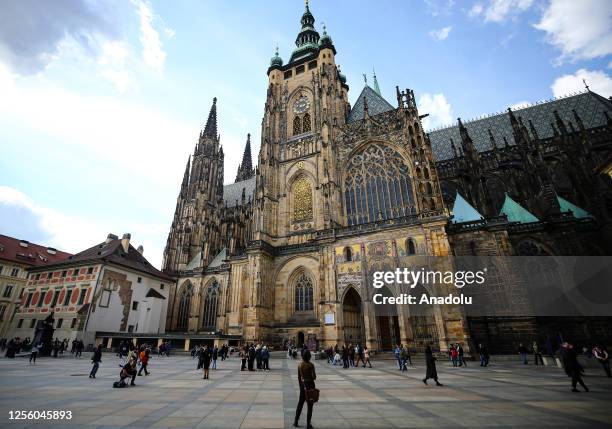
(561, 342, 589, 392)
(201, 345, 212, 380)
(533, 341, 544, 365)
(348, 343, 355, 367)
(294, 350, 317, 429)
(478, 343, 489, 367)
(394, 344, 402, 370)
(363, 346, 372, 368)
(592, 345, 611, 377)
(449, 345, 458, 367)
(342, 344, 349, 369)
(248, 344, 256, 371)
(89, 344, 102, 378)
(423, 344, 443, 386)
(400, 346, 408, 372)
(212, 345, 218, 370)
(518, 343, 529, 364)
(29, 343, 40, 364)
(240, 345, 247, 371)
(261, 345, 270, 371)
(457, 343, 467, 367)
(354, 344, 363, 368)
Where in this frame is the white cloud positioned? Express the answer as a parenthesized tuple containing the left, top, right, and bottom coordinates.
(551, 69, 612, 98)
(468, 0, 534, 23)
(429, 26, 453, 41)
(97, 41, 131, 92)
(0, 186, 167, 267)
(534, 0, 612, 63)
(418, 93, 453, 129)
(135, 0, 166, 72)
(424, 0, 456, 16)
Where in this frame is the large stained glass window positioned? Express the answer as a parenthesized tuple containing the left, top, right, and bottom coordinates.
(293, 177, 313, 222)
(176, 283, 192, 331)
(201, 281, 219, 330)
(344, 144, 415, 225)
(294, 272, 314, 312)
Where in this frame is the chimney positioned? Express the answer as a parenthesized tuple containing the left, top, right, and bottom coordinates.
(105, 233, 118, 244)
(121, 233, 131, 253)
(137, 245, 144, 255)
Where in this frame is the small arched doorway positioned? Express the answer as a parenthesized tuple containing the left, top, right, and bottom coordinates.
(342, 287, 364, 345)
(297, 331, 305, 347)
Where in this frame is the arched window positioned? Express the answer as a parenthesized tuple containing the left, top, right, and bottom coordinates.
(294, 272, 314, 311)
(344, 247, 352, 262)
(426, 182, 433, 194)
(293, 116, 302, 135)
(201, 281, 219, 330)
(293, 176, 313, 222)
(344, 144, 415, 226)
(302, 113, 311, 132)
(406, 239, 416, 255)
(176, 283, 192, 331)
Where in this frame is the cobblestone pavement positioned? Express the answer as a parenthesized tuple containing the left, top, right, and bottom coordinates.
(0, 353, 611, 428)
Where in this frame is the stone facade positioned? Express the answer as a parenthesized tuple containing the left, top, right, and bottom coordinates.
(162, 3, 612, 353)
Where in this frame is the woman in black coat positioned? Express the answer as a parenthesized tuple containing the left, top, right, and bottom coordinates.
(423, 345, 443, 386)
(201, 345, 212, 380)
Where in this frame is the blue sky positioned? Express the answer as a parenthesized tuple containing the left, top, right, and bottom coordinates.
(1, 0, 611, 267)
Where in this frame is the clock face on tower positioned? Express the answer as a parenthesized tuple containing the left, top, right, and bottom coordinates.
(293, 96, 310, 114)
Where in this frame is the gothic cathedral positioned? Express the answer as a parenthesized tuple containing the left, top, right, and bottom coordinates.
(162, 2, 612, 353)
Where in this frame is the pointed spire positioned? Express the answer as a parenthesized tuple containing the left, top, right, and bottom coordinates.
(372, 67, 381, 96)
(235, 133, 255, 182)
(180, 155, 191, 194)
(203, 97, 218, 137)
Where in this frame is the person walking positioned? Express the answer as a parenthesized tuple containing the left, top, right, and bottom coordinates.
(518, 343, 529, 364)
(561, 342, 589, 392)
(400, 346, 408, 372)
(394, 344, 402, 370)
(212, 346, 218, 370)
(422, 345, 443, 386)
(89, 344, 102, 378)
(293, 350, 317, 429)
(348, 343, 355, 367)
(240, 345, 247, 371)
(29, 343, 40, 364)
(137, 347, 150, 376)
(449, 345, 458, 367)
(363, 346, 372, 368)
(592, 345, 611, 377)
(202, 345, 212, 380)
(342, 344, 349, 369)
(478, 343, 489, 367)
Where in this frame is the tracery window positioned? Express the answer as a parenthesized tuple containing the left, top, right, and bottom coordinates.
(302, 113, 311, 132)
(294, 272, 314, 312)
(406, 239, 416, 255)
(201, 281, 219, 330)
(344, 144, 415, 225)
(176, 283, 192, 331)
(293, 177, 313, 222)
(293, 116, 302, 135)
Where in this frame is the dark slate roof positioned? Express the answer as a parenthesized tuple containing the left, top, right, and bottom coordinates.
(223, 176, 256, 207)
(428, 91, 612, 161)
(347, 85, 395, 123)
(28, 237, 173, 281)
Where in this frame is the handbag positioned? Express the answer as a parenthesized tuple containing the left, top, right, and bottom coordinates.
(299, 367, 320, 403)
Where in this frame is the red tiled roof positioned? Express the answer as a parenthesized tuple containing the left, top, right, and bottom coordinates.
(27, 236, 174, 282)
(0, 234, 72, 267)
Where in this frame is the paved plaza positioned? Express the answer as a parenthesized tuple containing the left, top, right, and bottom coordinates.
(0, 353, 611, 429)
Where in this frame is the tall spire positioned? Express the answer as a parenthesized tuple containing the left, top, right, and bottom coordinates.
(203, 97, 218, 137)
(372, 67, 381, 96)
(289, 0, 320, 63)
(180, 155, 191, 196)
(235, 133, 255, 182)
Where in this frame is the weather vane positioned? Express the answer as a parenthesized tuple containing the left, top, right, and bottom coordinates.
(583, 78, 590, 91)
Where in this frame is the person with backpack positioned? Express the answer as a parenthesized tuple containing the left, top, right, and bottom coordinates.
(261, 345, 270, 371)
(89, 344, 102, 378)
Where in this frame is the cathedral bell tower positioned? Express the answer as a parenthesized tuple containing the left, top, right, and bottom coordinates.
(256, 0, 350, 244)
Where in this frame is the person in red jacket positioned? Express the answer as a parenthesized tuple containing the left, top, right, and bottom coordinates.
(138, 347, 150, 376)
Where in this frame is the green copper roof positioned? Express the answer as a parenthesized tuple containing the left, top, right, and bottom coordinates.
(451, 193, 483, 223)
(372, 69, 381, 96)
(499, 194, 539, 223)
(557, 196, 593, 219)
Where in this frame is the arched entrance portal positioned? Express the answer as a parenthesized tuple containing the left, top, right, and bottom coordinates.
(342, 288, 364, 344)
(376, 286, 400, 350)
(410, 283, 439, 351)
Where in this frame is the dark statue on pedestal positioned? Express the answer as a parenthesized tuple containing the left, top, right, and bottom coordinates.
(33, 312, 55, 356)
